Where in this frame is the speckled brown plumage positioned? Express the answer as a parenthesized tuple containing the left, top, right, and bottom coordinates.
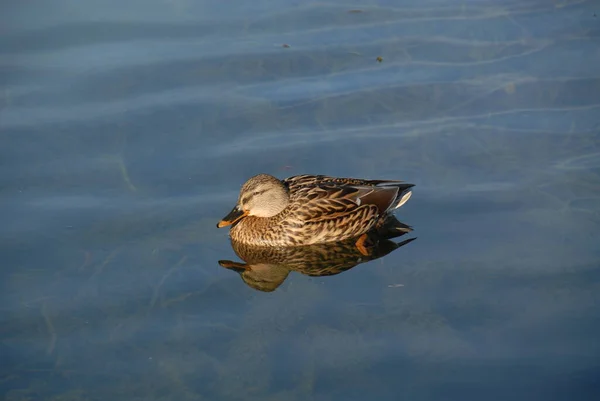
(218, 174, 414, 247)
(218, 217, 416, 292)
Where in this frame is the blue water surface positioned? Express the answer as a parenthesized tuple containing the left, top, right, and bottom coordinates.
(1, 1, 599, 400)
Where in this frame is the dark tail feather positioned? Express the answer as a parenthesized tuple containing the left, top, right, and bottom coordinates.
(375, 214, 413, 240)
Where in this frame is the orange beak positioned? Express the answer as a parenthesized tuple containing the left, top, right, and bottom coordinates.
(217, 206, 249, 228)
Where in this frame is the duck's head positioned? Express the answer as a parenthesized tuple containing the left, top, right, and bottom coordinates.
(217, 174, 289, 228)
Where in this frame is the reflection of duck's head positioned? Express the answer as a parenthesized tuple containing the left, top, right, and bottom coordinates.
(219, 260, 291, 292)
(219, 216, 416, 292)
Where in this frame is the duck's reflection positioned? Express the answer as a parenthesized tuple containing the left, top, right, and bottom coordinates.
(219, 217, 416, 292)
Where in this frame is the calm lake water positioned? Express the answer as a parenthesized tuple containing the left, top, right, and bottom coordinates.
(2, 0, 600, 400)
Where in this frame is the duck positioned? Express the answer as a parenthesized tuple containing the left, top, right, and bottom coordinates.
(216, 173, 414, 252)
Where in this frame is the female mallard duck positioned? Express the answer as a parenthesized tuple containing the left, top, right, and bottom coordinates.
(216, 173, 414, 250)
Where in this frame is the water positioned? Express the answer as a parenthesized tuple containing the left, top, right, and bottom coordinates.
(2, 0, 599, 400)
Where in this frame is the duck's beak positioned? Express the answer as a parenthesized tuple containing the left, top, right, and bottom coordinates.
(217, 205, 249, 228)
(218, 260, 249, 273)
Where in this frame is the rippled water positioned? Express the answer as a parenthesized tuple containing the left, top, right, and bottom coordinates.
(2, 1, 600, 400)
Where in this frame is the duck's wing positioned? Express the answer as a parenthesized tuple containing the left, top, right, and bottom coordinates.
(286, 174, 414, 210)
(283, 183, 402, 243)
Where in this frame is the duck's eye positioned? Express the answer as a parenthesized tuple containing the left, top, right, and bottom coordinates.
(252, 191, 260, 196)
